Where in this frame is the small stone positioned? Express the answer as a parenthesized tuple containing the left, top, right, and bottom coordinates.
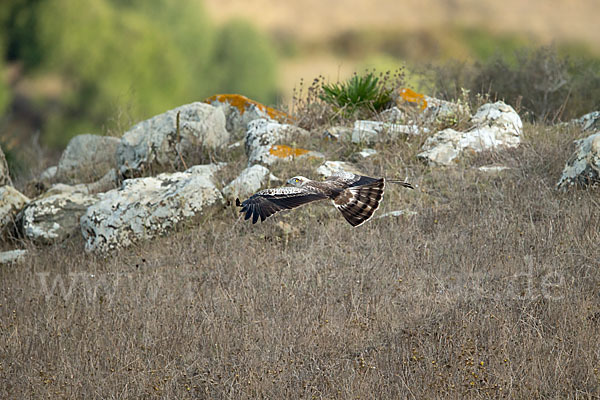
(223, 164, 272, 199)
(316, 161, 362, 178)
(0, 249, 27, 265)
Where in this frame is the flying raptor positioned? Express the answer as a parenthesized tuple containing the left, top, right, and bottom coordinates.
(236, 171, 413, 227)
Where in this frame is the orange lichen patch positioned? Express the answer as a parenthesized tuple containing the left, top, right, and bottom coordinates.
(397, 88, 428, 110)
(268, 144, 310, 158)
(205, 94, 294, 123)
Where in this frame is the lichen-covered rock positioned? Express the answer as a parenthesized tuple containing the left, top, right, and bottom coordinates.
(316, 161, 363, 178)
(0, 144, 11, 187)
(55, 134, 120, 184)
(222, 164, 276, 200)
(352, 120, 424, 144)
(556, 132, 600, 190)
(416, 128, 465, 165)
(81, 163, 224, 254)
(245, 119, 312, 166)
(396, 88, 470, 127)
(418, 101, 522, 165)
(0, 186, 30, 236)
(570, 111, 600, 132)
(117, 102, 229, 178)
(205, 94, 293, 139)
(18, 189, 99, 244)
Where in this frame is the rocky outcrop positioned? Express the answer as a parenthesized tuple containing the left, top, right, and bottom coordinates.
(556, 132, 600, 190)
(55, 134, 120, 184)
(18, 189, 99, 244)
(0, 144, 11, 187)
(81, 163, 224, 254)
(205, 94, 293, 139)
(418, 101, 522, 165)
(117, 102, 229, 178)
(0, 186, 30, 237)
(245, 119, 314, 166)
(222, 164, 277, 200)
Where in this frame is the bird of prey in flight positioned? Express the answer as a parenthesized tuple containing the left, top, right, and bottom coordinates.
(236, 171, 413, 227)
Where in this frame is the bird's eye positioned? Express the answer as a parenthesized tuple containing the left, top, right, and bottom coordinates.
(294, 178, 299, 182)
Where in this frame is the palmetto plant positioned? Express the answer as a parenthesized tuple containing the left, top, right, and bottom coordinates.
(320, 72, 394, 118)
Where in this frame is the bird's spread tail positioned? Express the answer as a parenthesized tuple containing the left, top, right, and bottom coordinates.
(334, 179, 385, 227)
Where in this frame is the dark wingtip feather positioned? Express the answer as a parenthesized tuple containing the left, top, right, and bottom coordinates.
(387, 179, 414, 189)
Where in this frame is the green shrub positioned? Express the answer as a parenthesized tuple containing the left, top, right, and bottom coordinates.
(320, 72, 394, 118)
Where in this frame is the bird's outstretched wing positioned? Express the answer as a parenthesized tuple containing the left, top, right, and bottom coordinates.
(236, 187, 328, 224)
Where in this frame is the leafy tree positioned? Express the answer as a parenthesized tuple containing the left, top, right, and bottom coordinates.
(1, 0, 280, 148)
(211, 20, 278, 103)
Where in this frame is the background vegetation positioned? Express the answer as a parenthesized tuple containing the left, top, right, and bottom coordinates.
(0, 0, 279, 149)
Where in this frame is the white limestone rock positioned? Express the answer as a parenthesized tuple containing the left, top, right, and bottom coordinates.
(478, 165, 511, 173)
(379, 106, 406, 123)
(377, 210, 417, 219)
(40, 166, 58, 182)
(222, 164, 276, 199)
(18, 189, 99, 244)
(245, 119, 311, 166)
(210, 100, 276, 140)
(0, 144, 11, 187)
(351, 120, 425, 144)
(0, 249, 27, 265)
(421, 95, 470, 127)
(44, 169, 118, 197)
(0, 186, 30, 236)
(117, 102, 229, 177)
(316, 161, 363, 178)
(81, 163, 224, 254)
(418, 101, 522, 166)
(355, 148, 377, 158)
(56, 134, 120, 184)
(570, 111, 600, 132)
(323, 126, 353, 142)
(556, 132, 600, 190)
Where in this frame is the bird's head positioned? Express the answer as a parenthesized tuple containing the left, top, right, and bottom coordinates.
(287, 176, 308, 187)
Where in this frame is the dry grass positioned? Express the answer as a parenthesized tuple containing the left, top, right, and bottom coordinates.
(2, 121, 600, 398)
